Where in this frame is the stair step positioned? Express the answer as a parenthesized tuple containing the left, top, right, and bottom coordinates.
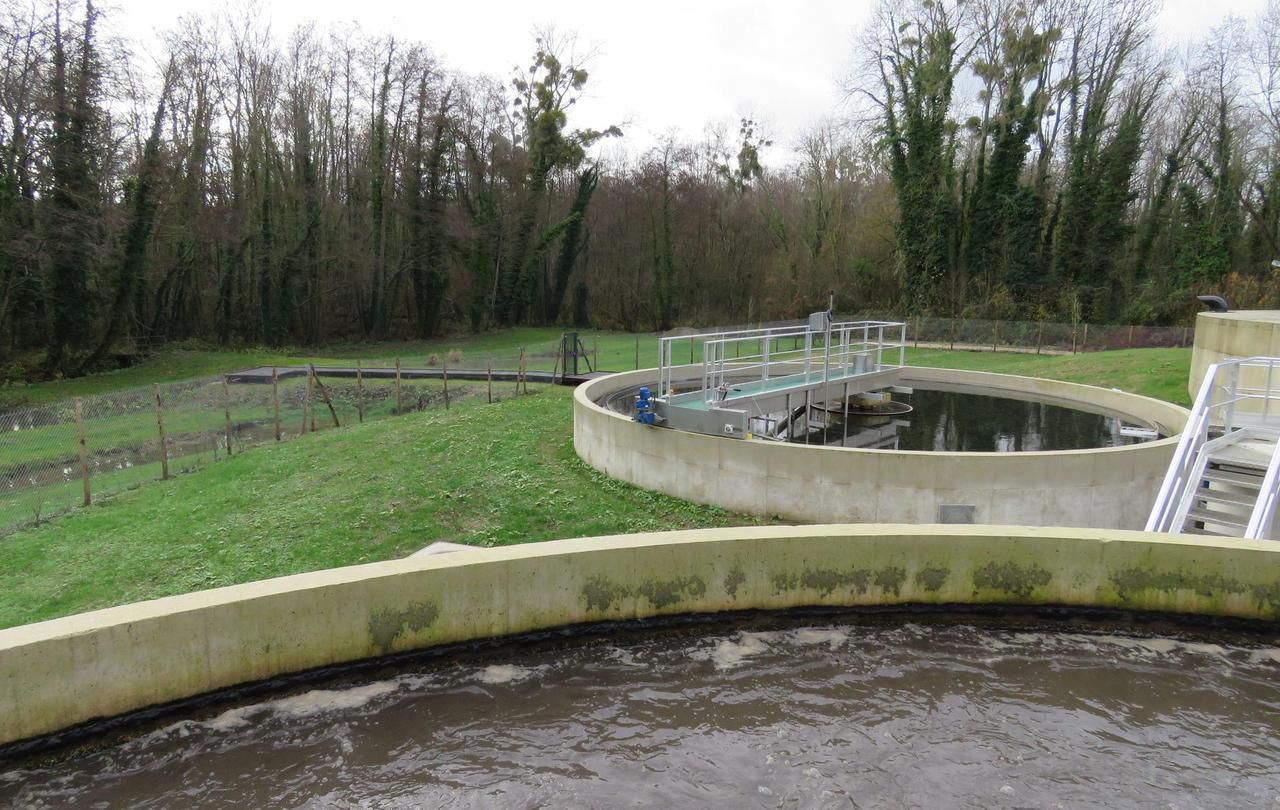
(1194, 488, 1258, 508)
(1202, 468, 1265, 487)
(1183, 525, 1240, 538)
(1187, 507, 1251, 530)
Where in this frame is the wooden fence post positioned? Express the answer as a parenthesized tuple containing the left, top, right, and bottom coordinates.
(487, 358, 493, 404)
(992, 321, 999, 352)
(1081, 323, 1089, 352)
(950, 319, 957, 351)
(356, 360, 365, 423)
(222, 377, 233, 456)
(443, 358, 450, 410)
(153, 384, 169, 481)
(394, 358, 402, 415)
(301, 370, 313, 435)
(75, 397, 90, 506)
(635, 337, 640, 369)
(271, 367, 282, 441)
(1182, 326, 1189, 347)
(309, 364, 341, 427)
(1036, 322, 1044, 355)
(1128, 325, 1135, 348)
(914, 316, 920, 349)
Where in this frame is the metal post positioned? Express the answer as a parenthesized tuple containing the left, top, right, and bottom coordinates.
(798, 389, 808, 445)
(355, 361, 365, 424)
(842, 382, 849, 446)
(272, 367, 282, 440)
(223, 377, 233, 456)
(1225, 363, 1240, 432)
(822, 317, 832, 385)
(804, 330, 813, 379)
(153, 384, 169, 481)
(394, 358, 402, 414)
(75, 397, 90, 506)
(1265, 359, 1275, 424)
(763, 335, 771, 382)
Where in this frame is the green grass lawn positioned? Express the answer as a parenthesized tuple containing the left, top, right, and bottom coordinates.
(0, 339, 1193, 629)
(0, 388, 768, 629)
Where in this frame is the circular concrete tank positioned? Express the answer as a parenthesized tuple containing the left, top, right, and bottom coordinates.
(574, 367, 1189, 529)
(1, 525, 1276, 752)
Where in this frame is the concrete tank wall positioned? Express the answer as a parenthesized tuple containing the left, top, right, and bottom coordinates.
(575, 367, 1189, 529)
(1189, 310, 1280, 399)
(1, 525, 1277, 748)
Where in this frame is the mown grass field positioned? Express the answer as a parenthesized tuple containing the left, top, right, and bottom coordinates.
(0, 330, 1193, 628)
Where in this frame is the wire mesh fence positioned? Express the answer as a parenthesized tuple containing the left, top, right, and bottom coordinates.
(665, 316, 1194, 355)
(0, 345, 565, 539)
(0, 321, 1192, 538)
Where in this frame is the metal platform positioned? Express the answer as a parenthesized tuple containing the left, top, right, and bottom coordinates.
(653, 315, 908, 438)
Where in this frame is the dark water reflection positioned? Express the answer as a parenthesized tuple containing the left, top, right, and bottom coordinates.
(802, 388, 1153, 451)
(3, 614, 1277, 808)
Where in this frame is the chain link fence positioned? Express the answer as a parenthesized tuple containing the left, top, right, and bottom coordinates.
(0, 343, 571, 539)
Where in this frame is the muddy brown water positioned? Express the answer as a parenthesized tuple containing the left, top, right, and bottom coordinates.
(2, 613, 1278, 808)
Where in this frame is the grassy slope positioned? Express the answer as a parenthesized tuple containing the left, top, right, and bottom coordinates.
(0, 388, 760, 628)
(905, 347, 1192, 406)
(0, 343, 1192, 628)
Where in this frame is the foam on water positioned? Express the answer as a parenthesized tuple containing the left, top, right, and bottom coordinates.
(207, 681, 398, 731)
(477, 664, 536, 685)
(790, 628, 850, 648)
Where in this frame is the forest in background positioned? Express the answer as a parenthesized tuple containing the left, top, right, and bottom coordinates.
(0, 0, 1278, 375)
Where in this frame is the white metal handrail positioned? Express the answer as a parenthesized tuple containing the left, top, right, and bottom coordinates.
(1147, 356, 1280, 535)
(1246, 437, 1280, 539)
(658, 320, 907, 403)
(1146, 368, 1217, 532)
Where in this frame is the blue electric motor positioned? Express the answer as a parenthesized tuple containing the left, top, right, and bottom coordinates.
(634, 386, 657, 425)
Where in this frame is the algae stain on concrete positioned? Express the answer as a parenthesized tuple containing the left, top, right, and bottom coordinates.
(582, 575, 707, 612)
(369, 601, 440, 654)
(1111, 567, 1280, 615)
(724, 566, 747, 599)
(915, 565, 949, 592)
(773, 566, 909, 598)
(972, 561, 1052, 599)
(875, 566, 907, 597)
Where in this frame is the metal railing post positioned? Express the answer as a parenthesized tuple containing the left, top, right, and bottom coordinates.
(1265, 359, 1275, 425)
(1225, 363, 1240, 433)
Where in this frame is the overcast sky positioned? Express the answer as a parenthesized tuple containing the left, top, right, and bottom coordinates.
(111, 0, 1269, 156)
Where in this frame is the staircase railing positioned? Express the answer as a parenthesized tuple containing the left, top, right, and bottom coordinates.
(1245, 438, 1280, 540)
(1146, 368, 1218, 532)
(1147, 356, 1280, 535)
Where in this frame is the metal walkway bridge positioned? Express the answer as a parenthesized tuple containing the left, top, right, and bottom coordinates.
(652, 314, 908, 438)
(1147, 357, 1280, 540)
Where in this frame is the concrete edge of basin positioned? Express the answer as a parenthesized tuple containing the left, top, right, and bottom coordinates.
(1, 524, 1276, 749)
(572, 368, 1190, 528)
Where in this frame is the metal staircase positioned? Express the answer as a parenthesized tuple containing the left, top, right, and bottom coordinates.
(1147, 357, 1280, 540)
